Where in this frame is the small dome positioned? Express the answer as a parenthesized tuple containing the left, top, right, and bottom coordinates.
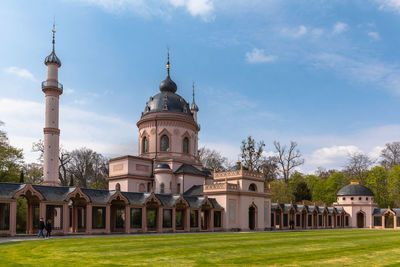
(155, 164, 170, 169)
(337, 183, 374, 196)
(44, 51, 61, 67)
(190, 101, 199, 111)
(159, 76, 177, 93)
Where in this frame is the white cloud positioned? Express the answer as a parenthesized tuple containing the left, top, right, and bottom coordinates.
(333, 22, 348, 34)
(312, 53, 400, 95)
(0, 97, 137, 163)
(3, 66, 36, 81)
(71, 0, 214, 20)
(376, 0, 400, 13)
(308, 145, 361, 168)
(64, 88, 75, 95)
(281, 25, 308, 38)
(169, 0, 214, 20)
(368, 31, 381, 40)
(245, 48, 277, 63)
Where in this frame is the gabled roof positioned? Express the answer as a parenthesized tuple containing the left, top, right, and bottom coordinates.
(32, 185, 74, 202)
(184, 185, 203, 196)
(209, 198, 223, 209)
(174, 164, 208, 176)
(0, 182, 25, 199)
(271, 203, 279, 211)
(81, 188, 115, 204)
(183, 196, 207, 208)
(373, 208, 387, 215)
(121, 192, 151, 206)
(155, 194, 181, 207)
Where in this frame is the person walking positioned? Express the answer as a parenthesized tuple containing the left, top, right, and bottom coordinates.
(38, 218, 45, 238)
(46, 219, 52, 238)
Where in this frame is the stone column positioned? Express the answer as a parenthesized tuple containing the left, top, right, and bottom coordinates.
(157, 207, 163, 232)
(106, 205, 111, 234)
(63, 204, 69, 235)
(198, 210, 201, 231)
(86, 204, 92, 234)
(172, 208, 176, 232)
(185, 208, 191, 232)
(142, 208, 147, 233)
(210, 210, 214, 232)
(10, 201, 17, 237)
(39, 202, 46, 221)
(125, 206, 130, 234)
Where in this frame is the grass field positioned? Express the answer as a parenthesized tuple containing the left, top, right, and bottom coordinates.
(1, 229, 400, 266)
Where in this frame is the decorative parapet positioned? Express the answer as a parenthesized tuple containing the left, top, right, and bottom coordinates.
(204, 183, 239, 192)
(213, 169, 264, 181)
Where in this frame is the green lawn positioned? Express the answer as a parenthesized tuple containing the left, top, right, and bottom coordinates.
(1, 230, 400, 266)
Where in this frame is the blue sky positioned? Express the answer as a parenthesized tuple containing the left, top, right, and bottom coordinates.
(1, 0, 400, 173)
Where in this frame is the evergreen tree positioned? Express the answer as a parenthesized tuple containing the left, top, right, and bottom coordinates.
(69, 174, 74, 187)
(19, 171, 24, 183)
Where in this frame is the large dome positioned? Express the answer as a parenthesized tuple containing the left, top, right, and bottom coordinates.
(337, 183, 374, 196)
(143, 91, 192, 116)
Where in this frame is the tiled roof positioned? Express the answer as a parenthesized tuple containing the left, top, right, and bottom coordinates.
(184, 185, 203, 196)
(0, 182, 25, 199)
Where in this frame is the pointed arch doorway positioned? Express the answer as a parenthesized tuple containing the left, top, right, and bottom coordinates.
(357, 211, 365, 228)
(249, 204, 257, 230)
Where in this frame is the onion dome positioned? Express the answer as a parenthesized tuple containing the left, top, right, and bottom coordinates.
(142, 50, 193, 117)
(337, 182, 374, 196)
(44, 27, 61, 67)
(159, 75, 177, 93)
(190, 82, 199, 112)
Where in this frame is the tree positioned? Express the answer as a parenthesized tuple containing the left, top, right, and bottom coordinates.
(240, 136, 265, 171)
(19, 171, 24, 183)
(273, 141, 304, 183)
(269, 179, 293, 203)
(198, 147, 229, 171)
(344, 152, 374, 184)
(69, 174, 74, 187)
(68, 148, 108, 189)
(293, 182, 312, 202)
(0, 121, 24, 182)
(23, 163, 43, 184)
(366, 166, 391, 208)
(32, 140, 71, 186)
(381, 142, 400, 169)
(260, 156, 279, 184)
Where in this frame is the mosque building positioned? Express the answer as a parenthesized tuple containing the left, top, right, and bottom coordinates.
(0, 29, 399, 236)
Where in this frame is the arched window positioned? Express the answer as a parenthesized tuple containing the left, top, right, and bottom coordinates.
(116, 183, 121, 191)
(248, 183, 257, 192)
(160, 183, 165, 194)
(183, 137, 189, 153)
(142, 137, 148, 153)
(160, 135, 169, 152)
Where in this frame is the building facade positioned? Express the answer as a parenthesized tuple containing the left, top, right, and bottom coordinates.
(0, 31, 398, 236)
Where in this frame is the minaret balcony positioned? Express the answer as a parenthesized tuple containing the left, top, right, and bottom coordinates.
(42, 81, 63, 92)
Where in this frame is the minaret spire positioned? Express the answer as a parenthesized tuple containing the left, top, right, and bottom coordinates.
(166, 48, 170, 77)
(192, 82, 195, 102)
(52, 19, 56, 53)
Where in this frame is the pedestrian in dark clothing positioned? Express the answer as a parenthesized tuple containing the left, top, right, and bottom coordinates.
(38, 218, 45, 238)
(46, 219, 52, 238)
(289, 219, 294, 230)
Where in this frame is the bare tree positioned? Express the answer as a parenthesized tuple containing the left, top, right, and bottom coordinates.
(23, 163, 43, 184)
(344, 152, 375, 184)
(68, 148, 108, 189)
(240, 136, 265, 171)
(381, 142, 400, 168)
(32, 140, 71, 186)
(198, 147, 228, 172)
(273, 141, 304, 183)
(261, 156, 279, 183)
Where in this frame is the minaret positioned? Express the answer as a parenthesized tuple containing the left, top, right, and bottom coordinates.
(190, 82, 199, 122)
(42, 24, 62, 186)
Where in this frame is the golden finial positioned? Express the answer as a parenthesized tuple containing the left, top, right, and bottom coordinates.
(261, 168, 264, 174)
(166, 47, 170, 76)
(225, 177, 228, 184)
(268, 183, 271, 189)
